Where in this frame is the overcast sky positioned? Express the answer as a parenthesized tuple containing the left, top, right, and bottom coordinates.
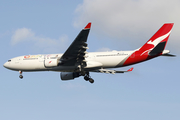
(1, 0, 180, 120)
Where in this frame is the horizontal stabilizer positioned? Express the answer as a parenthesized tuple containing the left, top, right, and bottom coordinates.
(161, 50, 176, 57)
(92, 67, 134, 74)
(161, 53, 176, 57)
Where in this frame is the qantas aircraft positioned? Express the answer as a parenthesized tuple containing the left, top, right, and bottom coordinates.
(3, 23, 175, 83)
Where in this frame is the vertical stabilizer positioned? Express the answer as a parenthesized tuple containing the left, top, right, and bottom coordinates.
(123, 23, 174, 66)
(139, 23, 174, 55)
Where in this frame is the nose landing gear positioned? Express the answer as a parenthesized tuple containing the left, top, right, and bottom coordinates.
(19, 71, 23, 79)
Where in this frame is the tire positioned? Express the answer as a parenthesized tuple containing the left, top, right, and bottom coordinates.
(19, 75, 23, 79)
(89, 78, 94, 83)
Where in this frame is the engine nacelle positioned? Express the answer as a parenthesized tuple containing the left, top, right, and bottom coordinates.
(60, 72, 80, 80)
(44, 59, 58, 67)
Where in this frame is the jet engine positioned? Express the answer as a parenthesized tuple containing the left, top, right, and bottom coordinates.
(60, 72, 80, 80)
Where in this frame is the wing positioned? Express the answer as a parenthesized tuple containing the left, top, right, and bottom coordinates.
(59, 23, 91, 66)
(92, 67, 134, 74)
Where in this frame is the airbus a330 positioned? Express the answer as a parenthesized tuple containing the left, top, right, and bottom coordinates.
(3, 23, 175, 83)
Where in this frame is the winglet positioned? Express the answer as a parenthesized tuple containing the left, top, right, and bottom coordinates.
(127, 67, 134, 72)
(84, 22, 91, 29)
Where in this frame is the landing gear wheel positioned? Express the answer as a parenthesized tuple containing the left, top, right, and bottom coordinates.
(83, 72, 94, 84)
(19, 75, 23, 79)
(19, 70, 23, 79)
(89, 78, 94, 84)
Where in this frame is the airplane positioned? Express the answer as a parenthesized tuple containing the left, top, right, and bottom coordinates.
(3, 22, 175, 83)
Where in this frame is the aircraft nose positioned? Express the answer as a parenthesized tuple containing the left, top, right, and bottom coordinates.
(3, 62, 8, 68)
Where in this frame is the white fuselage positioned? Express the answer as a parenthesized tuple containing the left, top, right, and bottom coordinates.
(3, 51, 134, 72)
(3, 23, 174, 83)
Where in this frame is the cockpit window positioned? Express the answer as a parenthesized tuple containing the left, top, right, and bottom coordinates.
(8, 60, 11, 62)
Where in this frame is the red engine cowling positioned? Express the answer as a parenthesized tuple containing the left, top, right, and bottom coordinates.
(60, 72, 80, 80)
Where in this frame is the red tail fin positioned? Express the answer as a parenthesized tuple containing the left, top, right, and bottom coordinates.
(123, 23, 174, 66)
(139, 23, 174, 53)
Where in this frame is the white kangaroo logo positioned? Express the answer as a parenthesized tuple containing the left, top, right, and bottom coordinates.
(140, 30, 171, 56)
(147, 30, 171, 46)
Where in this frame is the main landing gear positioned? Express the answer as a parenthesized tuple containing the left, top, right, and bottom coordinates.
(84, 72, 94, 84)
(19, 70, 23, 79)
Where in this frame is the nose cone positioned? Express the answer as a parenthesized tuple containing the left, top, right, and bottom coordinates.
(3, 62, 9, 69)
